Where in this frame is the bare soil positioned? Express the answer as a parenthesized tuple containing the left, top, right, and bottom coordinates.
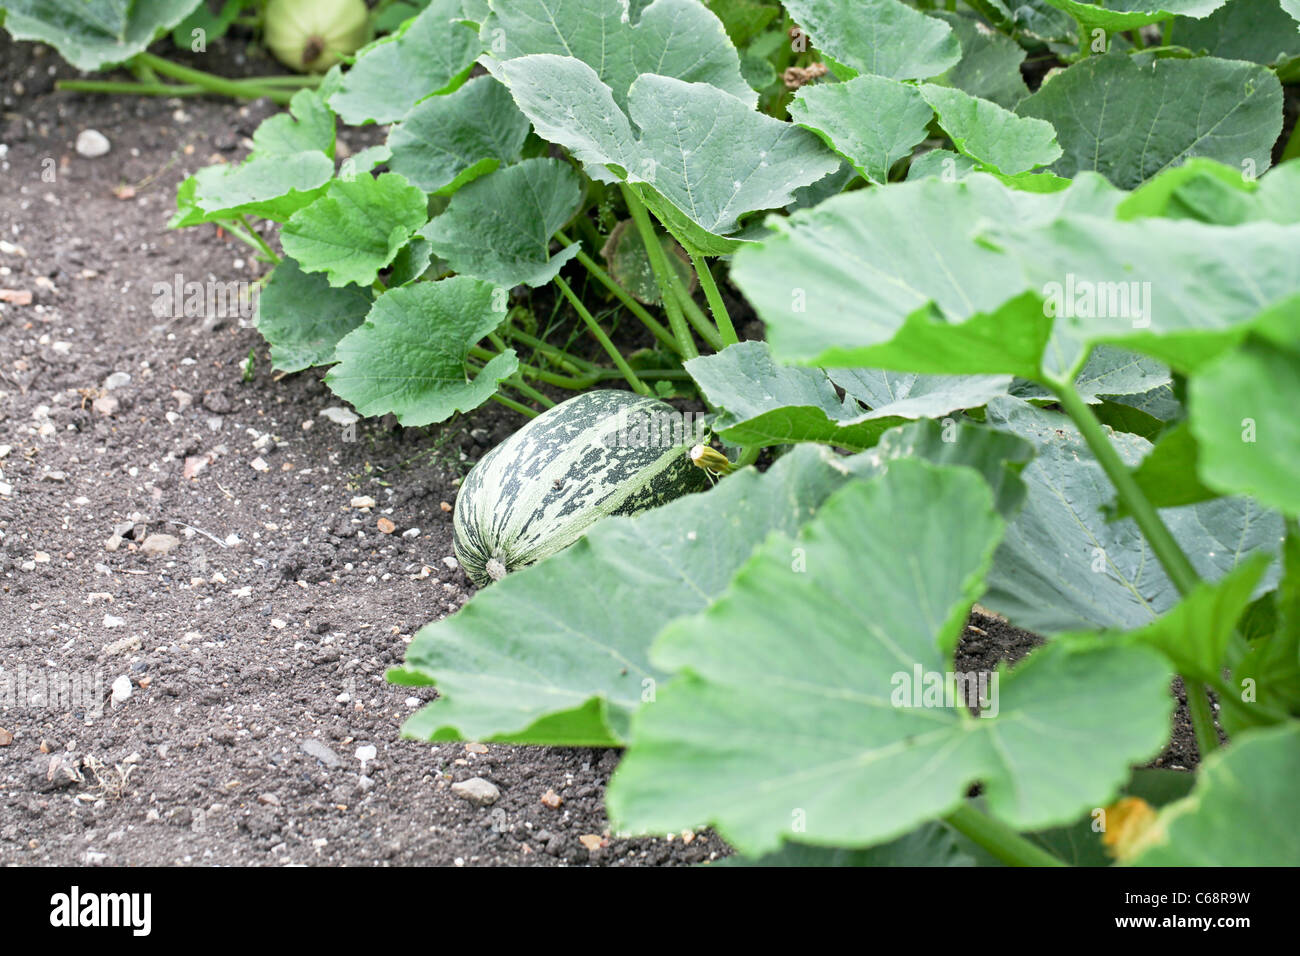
(0, 32, 1196, 868)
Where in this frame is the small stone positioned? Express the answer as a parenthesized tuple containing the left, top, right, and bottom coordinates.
(103, 613, 126, 628)
(464, 742, 488, 755)
(301, 738, 342, 768)
(578, 834, 605, 852)
(440, 501, 452, 512)
(172, 389, 193, 410)
(350, 495, 376, 510)
(103, 371, 131, 390)
(450, 777, 500, 806)
(103, 634, 141, 655)
(111, 675, 132, 704)
(442, 556, 459, 570)
(402, 527, 420, 538)
(92, 395, 119, 417)
(41, 470, 67, 482)
(139, 533, 180, 556)
(319, 406, 359, 426)
(250, 457, 270, 473)
(0, 728, 13, 746)
(75, 129, 111, 157)
(257, 793, 281, 807)
(355, 744, 377, 764)
(541, 789, 563, 809)
(376, 517, 396, 534)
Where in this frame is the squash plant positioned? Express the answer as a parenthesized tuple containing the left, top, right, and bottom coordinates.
(157, 0, 1298, 864)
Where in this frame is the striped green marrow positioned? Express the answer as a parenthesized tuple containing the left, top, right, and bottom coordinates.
(453, 390, 708, 586)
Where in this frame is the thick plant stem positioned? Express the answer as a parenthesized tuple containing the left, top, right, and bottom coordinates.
(236, 215, 280, 265)
(505, 375, 556, 408)
(943, 803, 1066, 867)
(1048, 376, 1219, 753)
(688, 249, 739, 347)
(135, 52, 295, 104)
(666, 269, 725, 351)
(490, 392, 538, 418)
(1185, 683, 1221, 758)
(499, 325, 596, 374)
(620, 184, 699, 360)
(554, 229, 682, 356)
(57, 79, 210, 97)
(1047, 378, 1200, 595)
(554, 275, 651, 396)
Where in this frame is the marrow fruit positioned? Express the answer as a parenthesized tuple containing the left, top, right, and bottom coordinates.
(453, 390, 708, 586)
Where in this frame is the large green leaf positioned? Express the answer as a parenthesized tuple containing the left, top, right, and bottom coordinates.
(1188, 301, 1300, 515)
(1128, 722, 1300, 866)
(417, 158, 582, 288)
(256, 258, 373, 373)
(920, 85, 1062, 176)
(684, 341, 1010, 450)
(324, 277, 516, 426)
(1037, 0, 1226, 32)
(1124, 554, 1273, 682)
(985, 216, 1300, 376)
(1, 0, 199, 70)
(928, 10, 1030, 109)
(169, 89, 335, 226)
(1227, 531, 1300, 734)
(729, 174, 1121, 369)
(722, 823, 977, 867)
(984, 398, 1282, 633)
(491, 55, 839, 251)
(481, 0, 753, 108)
(1123, 422, 1218, 512)
(1175, 0, 1300, 68)
(393, 445, 857, 746)
(281, 173, 430, 288)
(1017, 53, 1282, 188)
(328, 0, 479, 125)
(608, 461, 1174, 855)
(386, 76, 531, 195)
(392, 422, 1033, 746)
(788, 76, 934, 185)
(781, 0, 961, 80)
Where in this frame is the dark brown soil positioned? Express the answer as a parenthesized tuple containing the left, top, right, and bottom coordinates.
(0, 31, 1196, 868)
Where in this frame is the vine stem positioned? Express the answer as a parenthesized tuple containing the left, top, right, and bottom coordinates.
(134, 52, 295, 104)
(236, 215, 280, 265)
(666, 267, 724, 351)
(620, 184, 699, 360)
(553, 275, 651, 396)
(490, 392, 538, 418)
(1046, 377, 1200, 594)
(687, 248, 738, 347)
(943, 803, 1066, 867)
(1046, 376, 1219, 754)
(554, 230, 682, 356)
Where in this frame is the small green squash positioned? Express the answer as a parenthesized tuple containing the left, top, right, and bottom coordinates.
(453, 390, 708, 586)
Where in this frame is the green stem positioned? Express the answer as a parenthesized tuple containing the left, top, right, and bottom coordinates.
(1047, 378, 1200, 595)
(135, 52, 294, 104)
(553, 275, 651, 396)
(1048, 376, 1220, 753)
(490, 392, 538, 418)
(665, 268, 725, 351)
(505, 375, 556, 408)
(620, 184, 698, 360)
(687, 248, 738, 347)
(57, 79, 209, 97)
(555, 229, 683, 357)
(499, 325, 596, 373)
(1185, 682, 1221, 758)
(943, 803, 1066, 867)
(236, 215, 280, 264)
